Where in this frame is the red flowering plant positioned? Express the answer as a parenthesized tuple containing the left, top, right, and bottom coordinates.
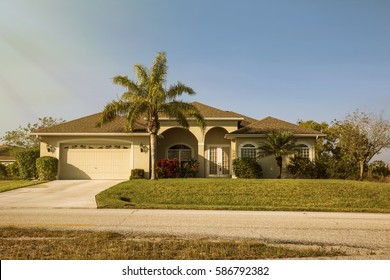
(156, 158, 180, 178)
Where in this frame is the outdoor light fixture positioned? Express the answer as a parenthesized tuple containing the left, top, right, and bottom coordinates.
(46, 144, 56, 153)
(140, 144, 148, 153)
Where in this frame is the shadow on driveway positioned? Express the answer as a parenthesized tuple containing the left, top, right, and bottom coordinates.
(0, 180, 124, 208)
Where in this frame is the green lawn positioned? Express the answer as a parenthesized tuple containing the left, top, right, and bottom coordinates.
(0, 180, 46, 193)
(96, 178, 390, 213)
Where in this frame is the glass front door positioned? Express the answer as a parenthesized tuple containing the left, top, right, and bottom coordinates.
(208, 146, 230, 177)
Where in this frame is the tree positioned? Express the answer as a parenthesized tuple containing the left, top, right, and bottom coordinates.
(335, 110, 390, 180)
(258, 130, 296, 178)
(97, 52, 206, 180)
(1, 117, 65, 149)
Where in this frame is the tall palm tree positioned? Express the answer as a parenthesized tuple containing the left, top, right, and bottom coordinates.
(258, 130, 296, 178)
(98, 52, 206, 179)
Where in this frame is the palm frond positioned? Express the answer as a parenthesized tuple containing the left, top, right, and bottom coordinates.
(150, 51, 167, 86)
(167, 82, 196, 100)
(96, 100, 130, 127)
(125, 101, 149, 132)
(112, 75, 131, 87)
(134, 64, 149, 86)
(161, 101, 206, 131)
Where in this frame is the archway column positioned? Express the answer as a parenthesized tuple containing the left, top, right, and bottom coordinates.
(197, 142, 205, 177)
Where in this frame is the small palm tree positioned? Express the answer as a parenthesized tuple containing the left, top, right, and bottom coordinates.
(98, 52, 205, 179)
(258, 130, 296, 178)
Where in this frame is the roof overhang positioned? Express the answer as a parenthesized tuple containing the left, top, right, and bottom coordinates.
(29, 133, 150, 137)
(158, 117, 244, 121)
(225, 133, 326, 139)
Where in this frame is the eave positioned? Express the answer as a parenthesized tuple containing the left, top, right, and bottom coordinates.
(225, 133, 326, 139)
(29, 132, 150, 137)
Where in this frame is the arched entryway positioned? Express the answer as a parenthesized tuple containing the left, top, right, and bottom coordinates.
(158, 127, 198, 166)
(204, 127, 231, 177)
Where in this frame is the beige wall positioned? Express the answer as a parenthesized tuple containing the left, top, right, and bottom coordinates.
(233, 136, 317, 179)
(39, 135, 150, 178)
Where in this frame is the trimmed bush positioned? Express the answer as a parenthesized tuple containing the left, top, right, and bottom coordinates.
(36, 156, 58, 180)
(232, 158, 263, 179)
(0, 164, 7, 179)
(130, 169, 145, 179)
(181, 159, 199, 178)
(15, 148, 40, 179)
(156, 158, 180, 178)
(6, 162, 20, 179)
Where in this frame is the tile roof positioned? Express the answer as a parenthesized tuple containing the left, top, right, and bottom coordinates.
(33, 102, 257, 134)
(0, 146, 15, 161)
(229, 116, 322, 135)
(34, 113, 147, 134)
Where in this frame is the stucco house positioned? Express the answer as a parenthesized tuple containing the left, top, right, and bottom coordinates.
(31, 102, 323, 179)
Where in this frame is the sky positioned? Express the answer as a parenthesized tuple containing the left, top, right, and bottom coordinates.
(0, 0, 389, 161)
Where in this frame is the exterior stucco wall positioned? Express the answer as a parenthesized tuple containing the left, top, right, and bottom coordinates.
(158, 128, 199, 161)
(233, 136, 317, 179)
(39, 135, 150, 178)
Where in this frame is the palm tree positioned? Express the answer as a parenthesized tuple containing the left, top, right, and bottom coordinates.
(98, 52, 206, 179)
(258, 130, 296, 178)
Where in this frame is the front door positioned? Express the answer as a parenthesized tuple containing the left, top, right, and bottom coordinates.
(208, 146, 230, 177)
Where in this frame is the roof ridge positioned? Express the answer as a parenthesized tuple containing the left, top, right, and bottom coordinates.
(230, 116, 322, 135)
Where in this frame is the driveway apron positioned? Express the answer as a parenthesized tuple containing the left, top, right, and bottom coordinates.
(0, 180, 123, 208)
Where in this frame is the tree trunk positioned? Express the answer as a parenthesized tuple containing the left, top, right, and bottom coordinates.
(276, 156, 282, 179)
(359, 160, 365, 181)
(150, 133, 157, 180)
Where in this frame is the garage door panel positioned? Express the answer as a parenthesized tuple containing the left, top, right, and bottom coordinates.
(60, 146, 132, 179)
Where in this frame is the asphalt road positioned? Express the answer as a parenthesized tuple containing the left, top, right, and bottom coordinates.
(1, 208, 389, 257)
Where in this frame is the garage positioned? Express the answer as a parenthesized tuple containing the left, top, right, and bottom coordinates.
(59, 144, 132, 179)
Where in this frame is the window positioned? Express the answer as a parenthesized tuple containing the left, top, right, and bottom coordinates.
(168, 144, 192, 164)
(294, 144, 310, 159)
(241, 143, 257, 159)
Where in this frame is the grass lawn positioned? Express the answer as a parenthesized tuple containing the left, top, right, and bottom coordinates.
(96, 178, 390, 213)
(0, 180, 46, 193)
(0, 227, 344, 260)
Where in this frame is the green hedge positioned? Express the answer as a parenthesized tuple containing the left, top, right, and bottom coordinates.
(6, 163, 20, 179)
(130, 169, 145, 179)
(0, 164, 7, 179)
(232, 158, 263, 179)
(15, 148, 40, 179)
(36, 156, 58, 180)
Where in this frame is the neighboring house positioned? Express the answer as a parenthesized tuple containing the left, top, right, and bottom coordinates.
(31, 102, 323, 179)
(0, 146, 16, 166)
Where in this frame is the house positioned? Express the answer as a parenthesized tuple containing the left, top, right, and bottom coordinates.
(31, 102, 323, 179)
(0, 146, 16, 166)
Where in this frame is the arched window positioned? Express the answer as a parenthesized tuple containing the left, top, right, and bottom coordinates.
(240, 143, 257, 159)
(168, 144, 192, 163)
(294, 144, 310, 159)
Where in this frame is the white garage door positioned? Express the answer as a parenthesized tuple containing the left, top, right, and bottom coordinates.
(60, 144, 132, 179)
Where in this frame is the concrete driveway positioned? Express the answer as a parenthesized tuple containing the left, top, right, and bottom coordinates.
(0, 180, 123, 208)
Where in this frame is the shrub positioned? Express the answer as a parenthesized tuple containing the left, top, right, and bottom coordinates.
(0, 164, 7, 179)
(6, 162, 20, 179)
(130, 169, 145, 179)
(368, 160, 390, 179)
(287, 157, 317, 178)
(232, 158, 262, 179)
(156, 158, 180, 178)
(181, 159, 199, 178)
(36, 156, 58, 180)
(15, 148, 40, 179)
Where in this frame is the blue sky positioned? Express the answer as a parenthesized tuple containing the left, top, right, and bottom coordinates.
(1, 0, 389, 160)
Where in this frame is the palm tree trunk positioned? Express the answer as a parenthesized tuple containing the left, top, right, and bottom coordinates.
(150, 133, 157, 180)
(276, 156, 282, 179)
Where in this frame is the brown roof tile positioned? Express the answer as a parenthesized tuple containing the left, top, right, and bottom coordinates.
(191, 102, 257, 127)
(229, 116, 322, 135)
(33, 102, 257, 134)
(34, 113, 147, 134)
